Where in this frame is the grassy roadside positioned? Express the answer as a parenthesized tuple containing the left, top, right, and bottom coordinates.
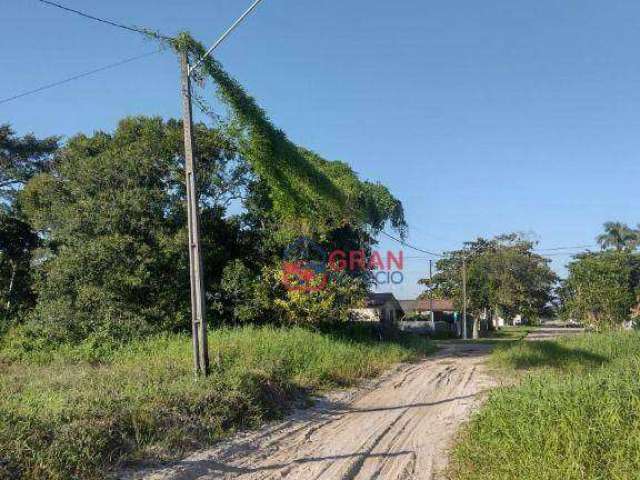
(0, 324, 434, 480)
(450, 330, 640, 480)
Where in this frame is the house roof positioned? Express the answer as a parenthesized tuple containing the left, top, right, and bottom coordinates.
(399, 298, 456, 312)
(365, 292, 401, 308)
(398, 300, 420, 312)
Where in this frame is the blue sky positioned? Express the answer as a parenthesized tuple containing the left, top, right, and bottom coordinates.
(3, 0, 639, 298)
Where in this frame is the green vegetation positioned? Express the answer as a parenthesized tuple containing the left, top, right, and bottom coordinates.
(0, 40, 415, 480)
(451, 331, 640, 480)
(1, 52, 407, 341)
(596, 221, 640, 251)
(419, 234, 558, 334)
(0, 324, 433, 479)
(560, 250, 640, 329)
(172, 33, 406, 237)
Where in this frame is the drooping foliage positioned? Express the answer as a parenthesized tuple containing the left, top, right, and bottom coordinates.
(171, 33, 406, 238)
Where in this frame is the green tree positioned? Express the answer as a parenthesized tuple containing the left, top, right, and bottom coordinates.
(0, 124, 58, 206)
(420, 234, 557, 334)
(0, 125, 57, 329)
(20, 117, 246, 342)
(596, 221, 639, 251)
(560, 251, 640, 329)
(0, 213, 39, 325)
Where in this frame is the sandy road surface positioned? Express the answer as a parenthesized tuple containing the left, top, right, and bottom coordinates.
(124, 341, 496, 480)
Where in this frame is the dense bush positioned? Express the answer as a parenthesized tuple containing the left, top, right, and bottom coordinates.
(560, 251, 640, 329)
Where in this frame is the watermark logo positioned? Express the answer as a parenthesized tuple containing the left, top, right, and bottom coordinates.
(281, 236, 404, 292)
(282, 237, 329, 292)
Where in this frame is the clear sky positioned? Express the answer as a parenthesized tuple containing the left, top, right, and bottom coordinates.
(3, 0, 639, 299)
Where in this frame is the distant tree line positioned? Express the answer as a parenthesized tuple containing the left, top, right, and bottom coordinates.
(418, 223, 640, 332)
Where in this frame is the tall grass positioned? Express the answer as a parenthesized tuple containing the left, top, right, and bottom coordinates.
(451, 331, 640, 480)
(0, 324, 433, 480)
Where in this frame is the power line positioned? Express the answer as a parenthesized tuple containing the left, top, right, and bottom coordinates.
(0, 50, 161, 106)
(189, 0, 266, 74)
(380, 231, 443, 257)
(534, 244, 598, 252)
(37, 0, 173, 40)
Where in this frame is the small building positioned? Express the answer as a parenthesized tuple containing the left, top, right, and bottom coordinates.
(398, 298, 460, 335)
(399, 298, 457, 322)
(350, 292, 404, 324)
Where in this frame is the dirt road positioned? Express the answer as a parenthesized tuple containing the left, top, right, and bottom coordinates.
(125, 341, 495, 480)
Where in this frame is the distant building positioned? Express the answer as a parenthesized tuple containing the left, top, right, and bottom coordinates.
(399, 298, 457, 321)
(350, 292, 404, 324)
(398, 298, 461, 335)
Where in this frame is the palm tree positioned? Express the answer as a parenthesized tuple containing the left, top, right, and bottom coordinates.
(596, 221, 639, 251)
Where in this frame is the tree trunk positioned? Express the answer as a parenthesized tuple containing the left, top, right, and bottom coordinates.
(472, 316, 480, 339)
(486, 307, 496, 331)
(5, 260, 16, 311)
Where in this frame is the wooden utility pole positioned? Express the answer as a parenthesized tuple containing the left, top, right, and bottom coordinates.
(429, 260, 435, 331)
(180, 51, 209, 376)
(462, 258, 467, 340)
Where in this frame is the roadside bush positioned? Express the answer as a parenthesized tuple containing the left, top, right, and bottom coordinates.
(560, 251, 640, 329)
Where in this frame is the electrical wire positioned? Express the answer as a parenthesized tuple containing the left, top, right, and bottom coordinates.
(0, 50, 161, 106)
(534, 244, 598, 252)
(189, 0, 265, 74)
(37, 0, 173, 40)
(380, 231, 443, 257)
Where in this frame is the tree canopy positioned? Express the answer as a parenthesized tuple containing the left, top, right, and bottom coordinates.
(596, 221, 639, 252)
(420, 234, 557, 325)
(0, 124, 58, 207)
(560, 250, 640, 329)
(20, 117, 249, 341)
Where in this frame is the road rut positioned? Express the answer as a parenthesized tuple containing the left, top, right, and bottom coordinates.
(125, 342, 495, 480)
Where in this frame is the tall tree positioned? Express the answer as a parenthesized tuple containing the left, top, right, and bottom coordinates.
(0, 124, 58, 207)
(560, 251, 640, 329)
(420, 234, 557, 332)
(20, 117, 247, 341)
(596, 221, 639, 251)
(0, 125, 57, 326)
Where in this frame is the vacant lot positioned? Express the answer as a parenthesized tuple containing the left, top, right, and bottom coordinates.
(0, 324, 434, 480)
(450, 330, 640, 480)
